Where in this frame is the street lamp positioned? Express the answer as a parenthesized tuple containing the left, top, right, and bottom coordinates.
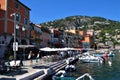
(16, 25, 26, 61)
(22, 26, 25, 31)
(20, 26, 26, 44)
(11, 13, 18, 61)
(21, 26, 26, 61)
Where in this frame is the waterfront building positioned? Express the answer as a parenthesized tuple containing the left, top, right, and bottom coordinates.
(63, 29, 94, 48)
(0, 0, 30, 58)
(40, 26, 51, 48)
(50, 28, 64, 48)
(64, 29, 76, 47)
(77, 30, 94, 48)
(30, 23, 42, 48)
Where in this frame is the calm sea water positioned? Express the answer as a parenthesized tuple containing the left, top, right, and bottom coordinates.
(72, 50, 120, 80)
(48, 50, 120, 80)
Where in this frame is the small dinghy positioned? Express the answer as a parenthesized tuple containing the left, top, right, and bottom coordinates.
(52, 70, 76, 80)
(65, 65, 76, 71)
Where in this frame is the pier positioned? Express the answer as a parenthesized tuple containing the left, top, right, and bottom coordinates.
(0, 56, 78, 80)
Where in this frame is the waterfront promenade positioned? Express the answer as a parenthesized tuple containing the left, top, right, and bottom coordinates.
(0, 59, 65, 80)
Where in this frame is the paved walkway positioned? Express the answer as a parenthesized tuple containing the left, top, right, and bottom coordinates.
(0, 59, 58, 80)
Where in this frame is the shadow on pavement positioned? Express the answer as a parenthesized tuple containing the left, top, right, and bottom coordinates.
(0, 69, 28, 76)
(32, 65, 49, 69)
(0, 78, 16, 80)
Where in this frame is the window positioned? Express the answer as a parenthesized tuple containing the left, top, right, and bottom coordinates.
(15, 13, 21, 22)
(80, 36, 84, 40)
(24, 18, 28, 25)
(15, 3, 19, 9)
(2, 41, 4, 44)
(25, 9, 29, 15)
(30, 25, 34, 30)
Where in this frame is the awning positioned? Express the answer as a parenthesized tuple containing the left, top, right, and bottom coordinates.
(18, 45, 35, 48)
(39, 47, 81, 51)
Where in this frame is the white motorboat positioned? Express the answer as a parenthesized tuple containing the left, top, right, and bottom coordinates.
(79, 55, 103, 63)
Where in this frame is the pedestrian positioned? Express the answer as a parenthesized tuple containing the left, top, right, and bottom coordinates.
(28, 50, 33, 65)
(36, 52, 39, 63)
(20, 56, 23, 66)
(38, 51, 42, 63)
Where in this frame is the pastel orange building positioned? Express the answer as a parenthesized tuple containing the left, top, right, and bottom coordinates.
(78, 30, 94, 48)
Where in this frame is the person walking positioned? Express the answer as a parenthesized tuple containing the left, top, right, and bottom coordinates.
(28, 51, 33, 65)
(38, 51, 42, 63)
(36, 51, 40, 63)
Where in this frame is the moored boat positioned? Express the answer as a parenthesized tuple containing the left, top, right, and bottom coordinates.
(65, 65, 76, 71)
(94, 51, 115, 57)
(52, 70, 94, 80)
(52, 70, 76, 80)
(79, 54, 103, 63)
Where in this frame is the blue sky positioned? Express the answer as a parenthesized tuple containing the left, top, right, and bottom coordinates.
(20, 0, 120, 24)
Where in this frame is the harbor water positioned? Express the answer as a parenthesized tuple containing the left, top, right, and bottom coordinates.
(49, 50, 120, 80)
